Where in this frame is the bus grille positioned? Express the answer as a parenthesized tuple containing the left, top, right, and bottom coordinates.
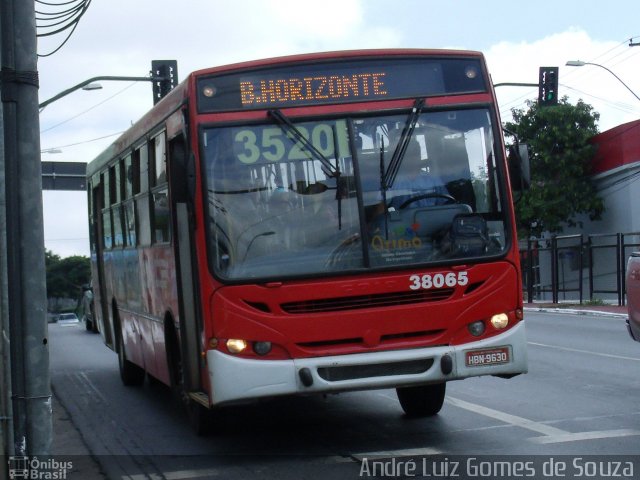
(317, 358, 434, 382)
(281, 288, 454, 314)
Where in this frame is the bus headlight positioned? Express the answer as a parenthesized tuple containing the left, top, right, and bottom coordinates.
(490, 313, 509, 330)
(226, 339, 248, 354)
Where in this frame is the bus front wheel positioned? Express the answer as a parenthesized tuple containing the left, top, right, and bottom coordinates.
(396, 382, 446, 417)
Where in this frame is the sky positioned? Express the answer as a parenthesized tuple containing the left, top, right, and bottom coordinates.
(37, 0, 640, 258)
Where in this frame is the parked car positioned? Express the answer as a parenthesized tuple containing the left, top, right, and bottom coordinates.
(627, 252, 640, 342)
(57, 312, 79, 325)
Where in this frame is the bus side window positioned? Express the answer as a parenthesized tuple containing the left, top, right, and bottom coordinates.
(102, 207, 113, 250)
(113, 162, 125, 247)
(150, 131, 167, 187)
(139, 143, 149, 193)
(152, 189, 170, 244)
(149, 131, 170, 244)
(124, 155, 133, 199)
(137, 195, 152, 247)
(137, 143, 152, 247)
(168, 134, 188, 202)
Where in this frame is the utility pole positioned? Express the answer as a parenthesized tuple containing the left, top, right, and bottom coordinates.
(1, 0, 52, 464)
(0, 17, 9, 479)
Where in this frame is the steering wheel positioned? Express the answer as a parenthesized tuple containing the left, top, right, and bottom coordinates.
(396, 192, 457, 210)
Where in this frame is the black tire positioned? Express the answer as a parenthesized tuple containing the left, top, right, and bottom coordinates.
(396, 382, 446, 417)
(117, 326, 145, 386)
(166, 325, 213, 435)
(186, 399, 214, 436)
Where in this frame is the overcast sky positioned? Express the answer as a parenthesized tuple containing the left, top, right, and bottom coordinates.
(37, 0, 640, 258)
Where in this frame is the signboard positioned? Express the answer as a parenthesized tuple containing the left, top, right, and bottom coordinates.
(197, 57, 486, 113)
(41, 161, 87, 191)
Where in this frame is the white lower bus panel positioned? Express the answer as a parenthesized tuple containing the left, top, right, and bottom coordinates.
(206, 321, 527, 406)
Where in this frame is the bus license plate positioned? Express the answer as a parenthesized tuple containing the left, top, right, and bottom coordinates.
(465, 347, 510, 367)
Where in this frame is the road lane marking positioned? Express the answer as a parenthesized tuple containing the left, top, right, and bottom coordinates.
(352, 447, 443, 460)
(530, 428, 640, 444)
(529, 342, 640, 362)
(446, 396, 567, 436)
(77, 372, 110, 404)
(126, 469, 221, 479)
(448, 397, 640, 445)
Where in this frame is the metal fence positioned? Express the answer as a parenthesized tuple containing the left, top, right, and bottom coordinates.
(519, 232, 640, 305)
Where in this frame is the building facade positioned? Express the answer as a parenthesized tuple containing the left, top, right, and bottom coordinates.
(587, 119, 640, 234)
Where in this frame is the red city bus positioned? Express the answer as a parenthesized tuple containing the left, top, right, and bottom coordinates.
(86, 49, 528, 432)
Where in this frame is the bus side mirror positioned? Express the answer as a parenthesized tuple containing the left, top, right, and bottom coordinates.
(508, 144, 530, 191)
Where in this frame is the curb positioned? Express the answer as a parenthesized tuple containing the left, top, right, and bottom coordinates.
(524, 306, 628, 319)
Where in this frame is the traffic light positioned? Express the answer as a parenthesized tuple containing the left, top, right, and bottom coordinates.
(538, 66, 559, 107)
(151, 60, 179, 104)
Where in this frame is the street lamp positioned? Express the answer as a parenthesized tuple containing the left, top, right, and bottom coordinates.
(38, 75, 163, 110)
(565, 60, 640, 102)
(81, 82, 103, 91)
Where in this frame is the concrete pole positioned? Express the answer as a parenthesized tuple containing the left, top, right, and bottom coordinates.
(0, 19, 11, 477)
(1, 0, 52, 456)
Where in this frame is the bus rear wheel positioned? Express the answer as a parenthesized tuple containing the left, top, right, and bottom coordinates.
(396, 382, 446, 417)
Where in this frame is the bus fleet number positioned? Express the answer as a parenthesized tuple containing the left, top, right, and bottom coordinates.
(409, 272, 469, 290)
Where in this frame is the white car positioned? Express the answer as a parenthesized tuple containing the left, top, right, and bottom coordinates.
(57, 312, 79, 325)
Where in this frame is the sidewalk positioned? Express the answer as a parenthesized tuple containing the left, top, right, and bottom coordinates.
(524, 302, 629, 318)
(51, 391, 106, 479)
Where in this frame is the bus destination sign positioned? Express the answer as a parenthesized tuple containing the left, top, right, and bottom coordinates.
(239, 72, 389, 107)
(197, 57, 485, 113)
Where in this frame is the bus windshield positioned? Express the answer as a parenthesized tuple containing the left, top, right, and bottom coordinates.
(203, 107, 508, 280)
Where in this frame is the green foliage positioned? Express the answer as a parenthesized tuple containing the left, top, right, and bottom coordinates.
(506, 97, 605, 237)
(45, 249, 91, 300)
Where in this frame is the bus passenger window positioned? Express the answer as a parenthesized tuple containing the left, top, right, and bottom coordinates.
(103, 172, 110, 207)
(137, 195, 151, 246)
(110, 165, 120, 205)
(102, 209, 113, 249)
(131, 149, 141, 195)
(124, 201, 137, 246)
(152, 132, 167, 185)
(152, 189, 170, 243)
(124, 155, 133, 199)
(139, 144, 149, 193)
(113, 206, 124, 247)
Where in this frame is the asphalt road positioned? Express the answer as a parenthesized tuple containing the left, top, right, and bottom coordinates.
(48, 311, 640, 479)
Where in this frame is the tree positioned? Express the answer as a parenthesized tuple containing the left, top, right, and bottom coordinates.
(506, 97, 605, 238)
(45, 250, 91, 301)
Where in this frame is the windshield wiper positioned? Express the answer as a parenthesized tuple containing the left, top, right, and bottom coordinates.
(268, 109, 339, 178)
(269, 109, 345, 230)
(382, 98, 425, 190)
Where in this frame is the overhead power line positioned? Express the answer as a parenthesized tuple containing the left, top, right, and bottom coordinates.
(36, 0, 93, 57)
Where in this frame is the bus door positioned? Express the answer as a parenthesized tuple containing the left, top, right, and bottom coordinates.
(92, 180, 114, 348)
(168, 134, 202, 391)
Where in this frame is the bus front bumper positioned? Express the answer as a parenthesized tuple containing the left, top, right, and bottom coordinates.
(206, 321, 527, 406)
